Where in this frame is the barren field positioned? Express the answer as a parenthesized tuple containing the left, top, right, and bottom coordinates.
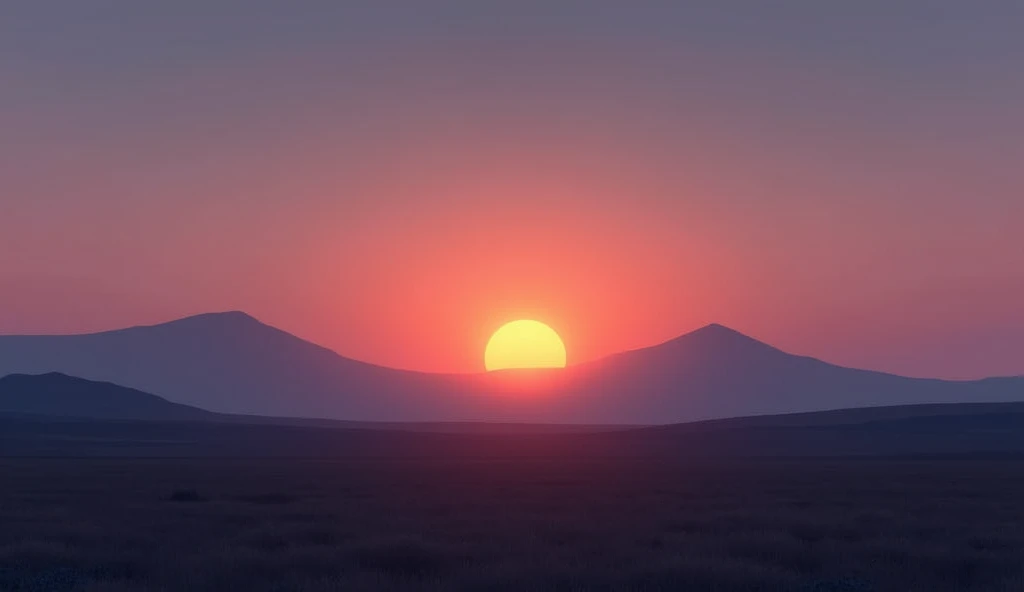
(2, 456, 1023, 591)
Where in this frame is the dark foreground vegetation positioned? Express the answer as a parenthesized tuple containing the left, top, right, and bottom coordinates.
(1, 457, 1023, 591)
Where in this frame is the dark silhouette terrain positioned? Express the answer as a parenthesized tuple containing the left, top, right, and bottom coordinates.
(6, 412, 1024, 459)
(0, 372, 216, 421)
(2, 456, 1022, 592)
(4, 373, 1024, 457)
(3, 349, 1024, 591)
(0, 372, 631, 434)
(0, 312, 1021, 423)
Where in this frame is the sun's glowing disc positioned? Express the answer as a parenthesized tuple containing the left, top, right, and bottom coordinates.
(484, 320, 567, 371)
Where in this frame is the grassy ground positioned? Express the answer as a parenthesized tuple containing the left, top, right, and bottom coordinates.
(1, 457, 1022, 591)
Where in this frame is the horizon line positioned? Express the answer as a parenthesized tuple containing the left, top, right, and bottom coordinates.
(1, 310, 1021, 383)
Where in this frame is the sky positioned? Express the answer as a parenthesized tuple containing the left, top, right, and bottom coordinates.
(1, 1, 1022, 378)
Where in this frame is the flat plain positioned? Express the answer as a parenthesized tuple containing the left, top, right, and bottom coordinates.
(2, 455, 1023, 591)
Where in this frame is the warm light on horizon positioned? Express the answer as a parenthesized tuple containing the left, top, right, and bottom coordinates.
(484, 320, 567, 372)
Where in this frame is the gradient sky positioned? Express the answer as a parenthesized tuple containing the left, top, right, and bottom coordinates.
(2, 1, 1022, 379)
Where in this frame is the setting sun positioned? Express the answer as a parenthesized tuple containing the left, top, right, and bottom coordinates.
(484, 320, 567, 371)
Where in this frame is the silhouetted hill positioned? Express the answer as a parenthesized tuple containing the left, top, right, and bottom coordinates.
(657, 400, 1024, 430)
(563, 324, 1024, 422)
(0, 372, 641, 436)
(2, 370, 1024, 457)
(0, 312, 1021, 423)
(6, 402, 1024, 458)
(630, 407, 1024, 458)
(0, 372, 215, 421)
(0, 312, 474, 419)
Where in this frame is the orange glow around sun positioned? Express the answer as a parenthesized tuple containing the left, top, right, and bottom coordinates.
(484, 320, 567, 371)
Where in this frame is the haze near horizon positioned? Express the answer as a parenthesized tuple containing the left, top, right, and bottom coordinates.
(2, 1, 1023, 380)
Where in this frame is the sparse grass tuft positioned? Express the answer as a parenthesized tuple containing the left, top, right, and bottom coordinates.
(231, 493, 296, 505)
(351, 535, 450, 576)
(168, 489, 205, 503)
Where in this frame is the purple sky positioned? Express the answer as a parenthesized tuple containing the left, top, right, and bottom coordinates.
(1, 1, 1022, 378)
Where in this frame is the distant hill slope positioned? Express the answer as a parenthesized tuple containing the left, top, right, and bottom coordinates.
(6, 403, 1024, 458)
(3, 372, 1024, 457)
(0, 372, 216, 421)
(656, 400, 1024, 430)
(0, 312, 497, 420)
(631, 405, 1024, 458)
(0, 312, 1021, 423)
(0, 372, 630, 434)
(561, 324, 1024, 422)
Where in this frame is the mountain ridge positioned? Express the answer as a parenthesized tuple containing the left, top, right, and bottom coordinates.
(6, 312, 784, 376)
(0, 312, 1021, 423)
(0, 371, 215, 421)
(5, 370, 1022, 430)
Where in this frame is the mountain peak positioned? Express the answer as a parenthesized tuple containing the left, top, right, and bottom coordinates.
(693, 322, 744, 335)
(633, 323, 785, 360)
(681, 323, 768, 345)
(173, 310, 260, 324)
(128, 311, 269, 334)
(1, 371, 79, 382)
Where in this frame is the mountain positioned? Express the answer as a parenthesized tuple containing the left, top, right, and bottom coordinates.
(558, 324, 1024, 421)
(0, 372, 629, 434)
(0, 312, 1021, 424)
(0, 372, 215, 421)
(0, 312, 494, 420)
